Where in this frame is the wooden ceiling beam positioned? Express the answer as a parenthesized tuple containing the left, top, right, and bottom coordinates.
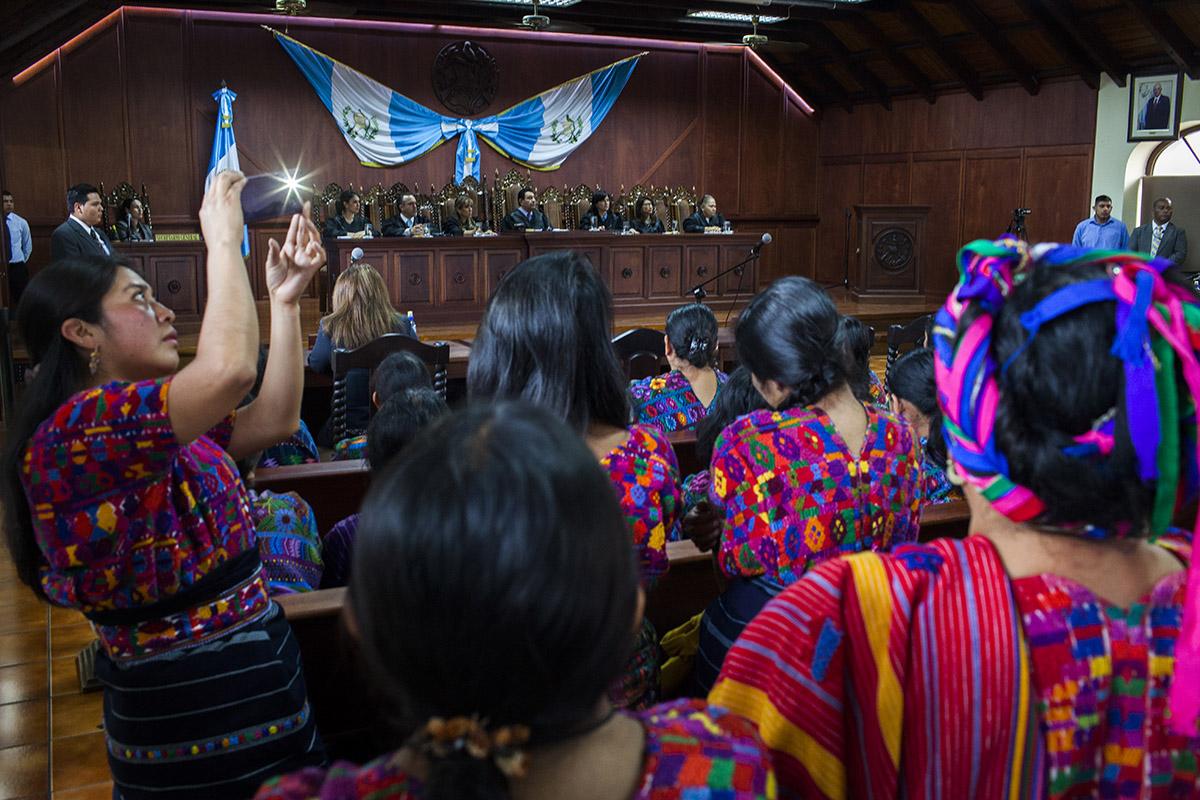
(847, 14, 937, 104)
(1027, 0, 1126, 86)
(1123, 0, 1200, 80)
(954, 0, 1040, 95)
(811, 23, 893, 110)
(894, 0, 984, 100)
(1008, 0, 1102, 89)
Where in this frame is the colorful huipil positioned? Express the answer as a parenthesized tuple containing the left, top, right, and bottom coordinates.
(254, 699, 778, 799)
(250, 489, 324, 593)
(709, 534, 1200, 800)
(709, 404, 921, 585)
(917, 437, 958, 506)
(332, 434, 367, 462)
(20, 378, 270, 660)
(260, 420, 320, 467)
(320, 512, 360, 589)
(630, 369, 728, 433)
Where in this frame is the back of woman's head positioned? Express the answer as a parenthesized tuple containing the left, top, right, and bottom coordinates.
(887, 348, 944, 467)
(351, 402, 638, 800)
(467, 252, 629, 432)
(935, 239, 1200, 536)
(3, 256, 122, 595)
(665, 303, 718, 369)
(836, 316, 875, 403)
(695, 366, 769, 464)
(736, 276, 845, 408)
(324, 263, 399, 349)
(371, 351, 432, 405)
(365, 388, 448, 470)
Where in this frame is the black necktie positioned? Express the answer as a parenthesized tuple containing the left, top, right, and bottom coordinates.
(91, 228, 108, 255)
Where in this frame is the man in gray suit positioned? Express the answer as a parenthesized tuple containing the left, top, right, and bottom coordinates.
(1130, 197, 1188, 275)
(50, 183, 113, 261)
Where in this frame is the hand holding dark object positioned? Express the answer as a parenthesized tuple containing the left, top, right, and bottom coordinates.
(682, 501, 722, 552)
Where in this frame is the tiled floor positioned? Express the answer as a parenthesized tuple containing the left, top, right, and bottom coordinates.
(0, 553, 111, 799)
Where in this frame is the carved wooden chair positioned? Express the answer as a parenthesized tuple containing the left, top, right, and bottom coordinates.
(612, 328, 667, 381)
(492, 168, 533, 225)
(360, 183, 387, 229)
(670, 186, 698, 228)
(884, 314, 932, 390)
(380, 182, 412, 223)
(101, 181, 153, 240)
(331, 333, 450, 443)
(310, 182, 344, 230)
(622, 184, 651, 221)
(565, 183, 594, 230)
(539, 185, 564, 230)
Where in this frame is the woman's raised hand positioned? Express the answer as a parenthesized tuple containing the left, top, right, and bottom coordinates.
(266, 202, 326, 306)
(199, 170, 247, 250)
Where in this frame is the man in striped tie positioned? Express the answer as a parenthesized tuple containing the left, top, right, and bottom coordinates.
(1130, 196, 1188, 277)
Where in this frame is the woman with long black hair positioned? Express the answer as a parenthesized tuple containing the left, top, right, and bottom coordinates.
(2, 171, 326, 798)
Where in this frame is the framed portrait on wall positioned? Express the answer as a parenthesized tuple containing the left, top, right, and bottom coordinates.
(1128, 71, 1184, 142)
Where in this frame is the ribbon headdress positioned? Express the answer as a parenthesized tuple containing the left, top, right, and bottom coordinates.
(932, 236, 1200, 735)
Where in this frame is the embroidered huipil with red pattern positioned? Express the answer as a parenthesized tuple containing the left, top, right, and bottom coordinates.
(599, 424, 682, 589)
(20, 378, 269, 660)
(709, 404, 920, 585)
(630, 369, 728, 434)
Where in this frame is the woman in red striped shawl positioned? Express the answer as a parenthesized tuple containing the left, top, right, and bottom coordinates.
(710, 238, 1200, 798)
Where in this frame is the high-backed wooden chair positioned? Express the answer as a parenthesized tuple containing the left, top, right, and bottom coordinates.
(539, 185, 564, 230)
(492, 168, 533, 226)
(380, 182, 412, 223)
(885, 314, 932, 388)
(360, 183, 387, 229)
(612, 328, 666, 380)
(331, 334, 450, 442)
(310, 182, 344, 230)
(565, 183, 593, 230)
(669, 185, 698, 228)
(101, 181, 153, 240)
(622, 184, 652, 221)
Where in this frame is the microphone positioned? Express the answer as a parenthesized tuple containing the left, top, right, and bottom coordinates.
(350, 246, 365, 263)
(751, 232, 773, 255)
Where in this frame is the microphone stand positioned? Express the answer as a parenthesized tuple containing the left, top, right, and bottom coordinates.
(690, 245, 764, 303)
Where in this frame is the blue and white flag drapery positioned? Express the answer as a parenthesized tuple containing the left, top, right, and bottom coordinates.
(270, 29, 644, 182)
(205, 85, 250, 257)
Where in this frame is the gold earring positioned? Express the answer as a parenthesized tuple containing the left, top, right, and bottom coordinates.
(88, 348, 101, 376)
(945, 459, 966, 487)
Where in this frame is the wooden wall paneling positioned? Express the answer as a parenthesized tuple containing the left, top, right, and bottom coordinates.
(393, 250, 435, 309)
(701, 50, 743, 212)
(610, 246, 646, 297)
(816, 160, 864, 284)
(484, 248, 523, 297)
(687, 245, 722, 296)
(1020, 145, 1094, 244)
(777, 225, 818, 282)
(1, 66, 66, 227)
(783, 101, 819, 216)
(59, 23, 127, 190)
(648, 244, 684, 297)
(909, 154, 964, 299)
(961, 152, 1024, 245)
(124, 13, 195, 224)
(739, 64, 784, 216)
(862, 157, 911, 204)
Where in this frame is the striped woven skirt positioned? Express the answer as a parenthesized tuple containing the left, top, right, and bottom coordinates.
(691, 576, 786, 695)
(96, 603, 325, 799)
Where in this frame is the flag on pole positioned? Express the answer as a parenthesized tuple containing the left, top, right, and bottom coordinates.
(270, 29, 643, 183)
(206, 84, 250, 258)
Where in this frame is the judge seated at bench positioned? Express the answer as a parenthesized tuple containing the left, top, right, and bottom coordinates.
(381, 193, 431, 237)
(631, 196, 665, 234)
(683, 194, 727, 233)
(500, 187, 548, 232)
(579, 190, 624, 231)
(322, 189, 368, 239)
(441, 194, 488, 237)
(115, 197, 154, 242)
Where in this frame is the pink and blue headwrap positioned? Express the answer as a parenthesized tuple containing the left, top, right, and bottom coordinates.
(933, 235, 1200, 735)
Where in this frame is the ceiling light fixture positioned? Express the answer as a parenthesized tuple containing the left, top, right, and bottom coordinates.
(686, 11, 785, 23)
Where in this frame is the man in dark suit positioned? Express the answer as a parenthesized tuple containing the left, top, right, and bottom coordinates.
(50, 183, 113, 260)
(1142, 83, 1172, 130)
(683, 194, 727, 233)
(1130, 196, 1188, 272)
(381, 193, 431, 237)
(500, 187, 548, 232)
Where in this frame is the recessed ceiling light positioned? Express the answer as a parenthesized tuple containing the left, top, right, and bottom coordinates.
(686, 10, 786, 23)
(476, 0, 582, 7)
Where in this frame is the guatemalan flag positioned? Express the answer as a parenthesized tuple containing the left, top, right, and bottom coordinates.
(205, 85, 250, 257)
(270, 29, 643, 182)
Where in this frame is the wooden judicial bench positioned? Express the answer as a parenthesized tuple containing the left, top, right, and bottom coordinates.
(262, 441, 970, 759)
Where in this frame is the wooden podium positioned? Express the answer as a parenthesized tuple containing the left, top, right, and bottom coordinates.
(852, 205, 929, 299)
